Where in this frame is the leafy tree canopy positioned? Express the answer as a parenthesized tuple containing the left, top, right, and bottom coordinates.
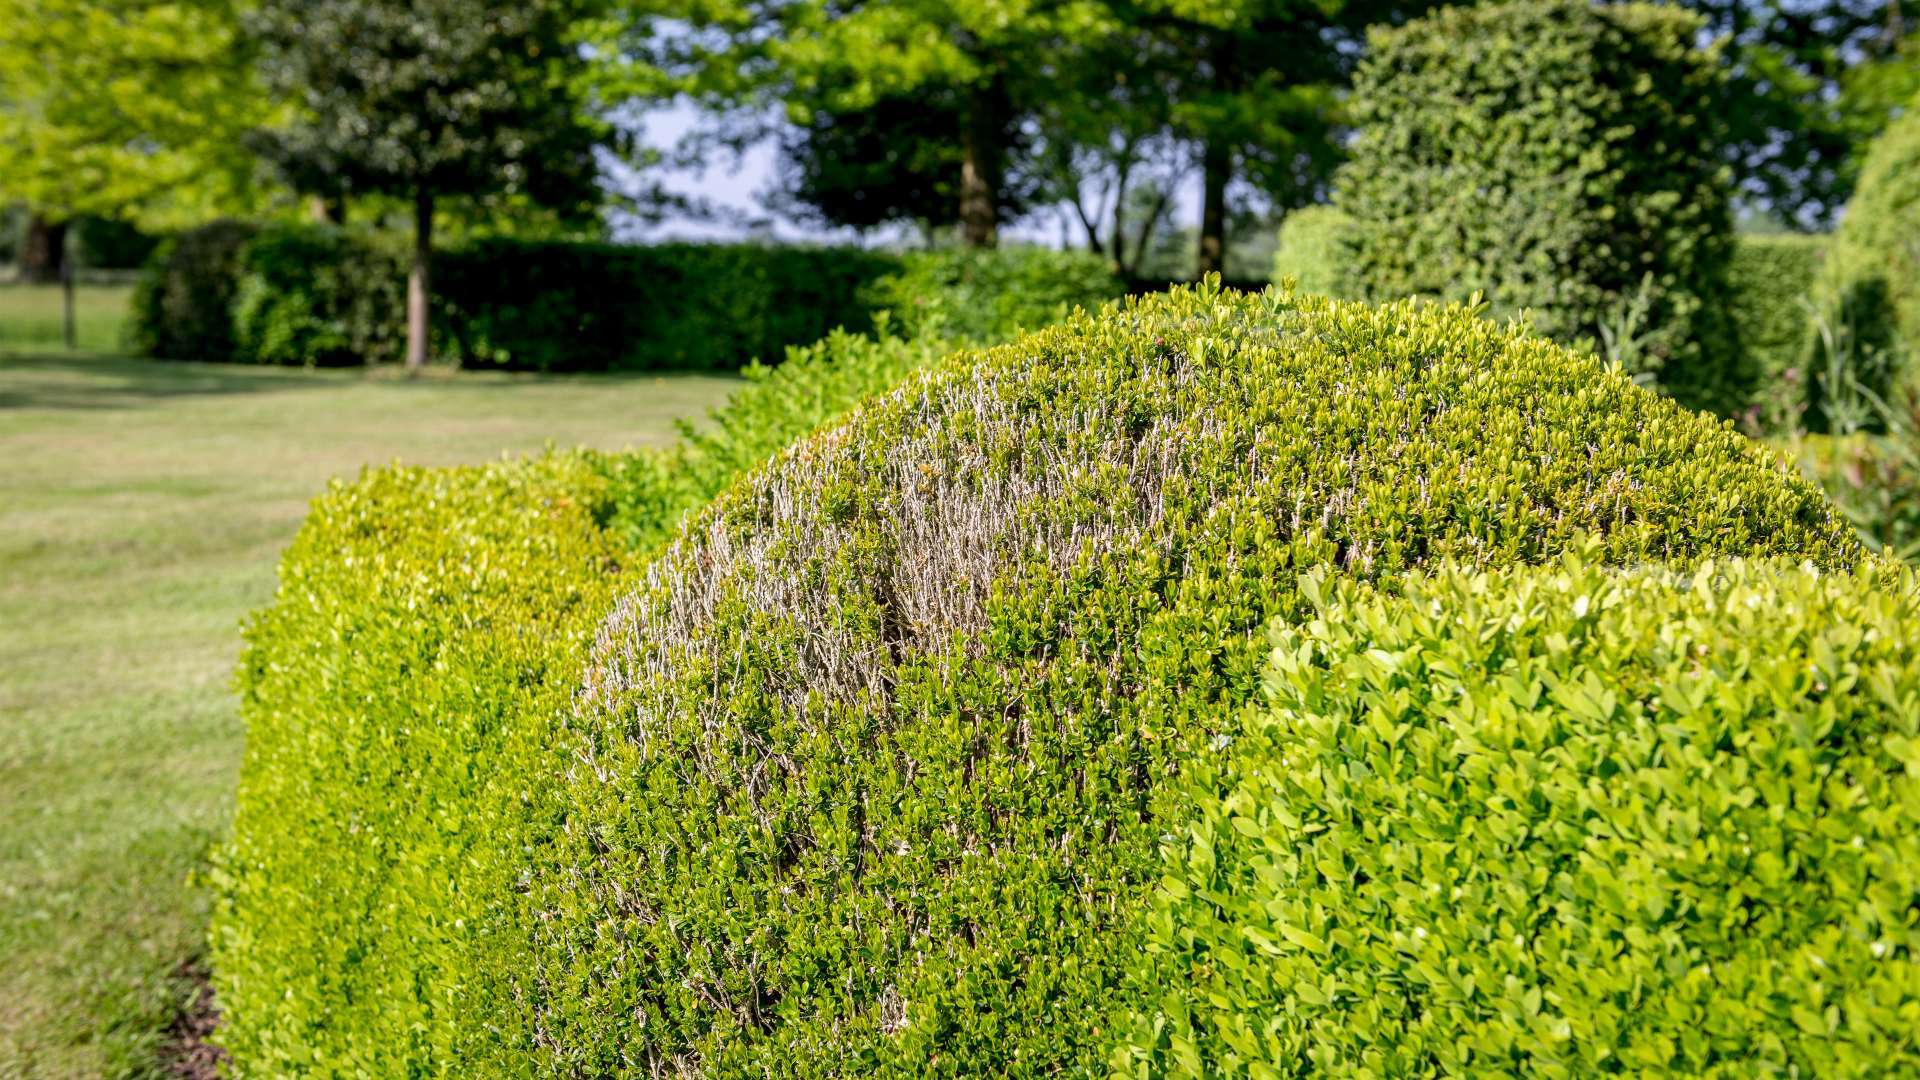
(0, 0, 268, 226)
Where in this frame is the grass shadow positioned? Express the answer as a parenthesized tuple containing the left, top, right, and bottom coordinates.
(0, 352, 356, 412)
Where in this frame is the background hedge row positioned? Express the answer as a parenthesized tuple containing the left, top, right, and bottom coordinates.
(126, 224, 1123, 372)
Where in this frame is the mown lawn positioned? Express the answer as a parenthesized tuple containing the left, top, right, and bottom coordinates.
(0, 284, 134, 355)
(0, 296, 737, 1077)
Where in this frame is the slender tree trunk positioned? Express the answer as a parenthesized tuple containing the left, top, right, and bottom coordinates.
(959, 80, 1002, 249)
(406, 189, 433, 375)
(20, 215, 67, 285)
(1197, 139, 1230, 278)
(62, 252, 76, 349)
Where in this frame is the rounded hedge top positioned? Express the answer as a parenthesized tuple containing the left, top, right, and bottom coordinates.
(518, 284, 1855, 1074)
(1133, 554, 1920, 1075)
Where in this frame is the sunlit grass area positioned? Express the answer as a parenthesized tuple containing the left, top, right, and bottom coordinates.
(0, 350, 736, 1077)
(0, 284, 133, 354)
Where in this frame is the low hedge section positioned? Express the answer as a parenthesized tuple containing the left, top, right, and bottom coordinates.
(1131, 553, 1920, 1075)
(216, 284, 1868, 1076)
(211, 325, 964, 1073)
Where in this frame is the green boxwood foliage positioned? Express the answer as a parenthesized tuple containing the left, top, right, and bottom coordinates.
(1336, 0, 1740, 414)
(210, 452, 628, 1074)
(1833, 100, 1920, 355)
(125, 219, 257, 361)
(519, 284, 1855, 1074)
(860, 245, 1125, 343)
(231, 225, 410, 367)
(1130, 553, 1920, 1076)
(436, 240, 901, 372)
(1269, 205, 1356, 299)
(1728, 233, 1826, 422)
(209, 327, 964, 1075)
(603, 323, 956, 552)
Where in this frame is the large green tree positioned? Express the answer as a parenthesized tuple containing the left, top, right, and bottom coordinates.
(0, 0, 264, 295)
(1131, 0, 1437, 276)
(635, 0, 1115, 247)
(248, 0, 611, 370)
(1678, 0, 1907, 223)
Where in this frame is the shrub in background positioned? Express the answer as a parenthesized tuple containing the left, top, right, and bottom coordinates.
(1728, 232, 1825, 424)
(1336, 0, 1741, 414)
(1834, 99, 1920, 356)
(1269, 205, 1355, 298)
(130, 234, 1118, 372)
(232, 225, 409, 366)
(861, 245, 1124, 342)
(516, 285, 1853, 1074)
(1129, 553, 1920, 1076)
(125, 220, 257, 360)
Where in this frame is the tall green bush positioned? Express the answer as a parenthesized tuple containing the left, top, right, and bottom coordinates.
(1269, 205, 1355, 299)
(1728, 233, 1826, 423)
(1833, 100, 1920, 355)
(516, 285, 1852, 1074)
(125, 220, 257, 361)
(1128, 553, 1920, 1076)
(1336, 0, 1741, 414)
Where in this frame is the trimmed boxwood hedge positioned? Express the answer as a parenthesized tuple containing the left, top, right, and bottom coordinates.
(215, 284, 1864, 1077)
(1129, 552, 1920, 1075)
(1834, 100, 1920, 356)
(211, 450, 625, 1074)
(1336, 0, 1741, 415)
(210, 326, 964, 1074)
(520, 284, 1854, 1074)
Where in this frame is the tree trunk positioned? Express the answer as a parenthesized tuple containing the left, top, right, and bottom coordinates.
(406, 189, 433, 374)
(62, 255, 76, 349)
(958, 80, 1002, 249)
(1197, 139, 1230, 278)
(20, 215, 67, 284)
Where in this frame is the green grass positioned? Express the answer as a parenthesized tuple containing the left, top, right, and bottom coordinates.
(0, 347, 736, 1077)
(0, 284, 133, 354)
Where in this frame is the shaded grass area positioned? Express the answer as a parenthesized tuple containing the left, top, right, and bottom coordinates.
(0, 350, 736, 1077)
(0, 285, 133, 354)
